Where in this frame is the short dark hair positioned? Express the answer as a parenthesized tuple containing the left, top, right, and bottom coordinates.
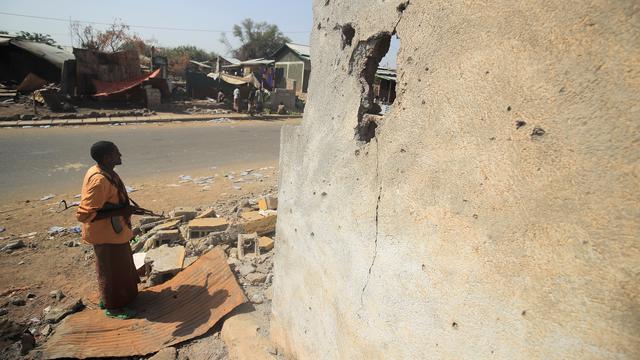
(90, 141, 116, 163)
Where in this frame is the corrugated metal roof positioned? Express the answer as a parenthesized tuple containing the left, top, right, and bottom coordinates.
(286, 43, 310, 60)
(43, 248, 246, 359)
(376, 68, 397, 82)
(189, 59, 212, 69)
(9, 40, 74, 69)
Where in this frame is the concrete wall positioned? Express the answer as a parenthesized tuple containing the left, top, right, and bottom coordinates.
(271, 1, 639, 359)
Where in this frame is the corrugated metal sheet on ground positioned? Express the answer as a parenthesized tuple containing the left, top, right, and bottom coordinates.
(43, 248, 246, 359)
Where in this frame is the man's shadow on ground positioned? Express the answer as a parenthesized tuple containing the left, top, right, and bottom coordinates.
(129, 274, 230, 339)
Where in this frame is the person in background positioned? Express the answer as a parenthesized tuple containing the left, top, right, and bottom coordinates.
(277, 102, 287, 115)
(255, 87, 264, 114)
(248, 89, 256, 115)
(233, 87, 240, 112)
(217, 90, 225, 103)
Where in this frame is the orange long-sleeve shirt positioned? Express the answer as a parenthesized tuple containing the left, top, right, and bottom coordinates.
(76, 165, 132, 245)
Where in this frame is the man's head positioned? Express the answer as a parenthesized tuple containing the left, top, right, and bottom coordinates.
(90, 141, 122, 168)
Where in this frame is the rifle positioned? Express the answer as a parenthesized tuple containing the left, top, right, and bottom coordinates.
(58, 199, 164, 218)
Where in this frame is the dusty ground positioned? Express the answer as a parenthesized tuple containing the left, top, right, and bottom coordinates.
(0, 161, 280, 359)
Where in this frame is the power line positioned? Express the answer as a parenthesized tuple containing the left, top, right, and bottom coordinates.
(0, 11, 311, 34)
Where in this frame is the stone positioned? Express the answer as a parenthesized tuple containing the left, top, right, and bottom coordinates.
(145, 245, 186, 275)
(3, 240, 25, 252)
(258, 196, 278, 211)
(26, 292, 36, 299)
(40, 324, 52, 336)
(169, 207, 197, 221)
(187, 218, 229, 239)
(139, 216, 163, 225)
(44, 299, 83, 324)
(195, 208, 217, 219)
(239, 211, 277, 236)
(245, 273, 267, 285)
(63, 240, 80, 247)
(0, 308, 7, 316)
(250, 293, 264, 304)
(49, 290, 65, 300)
(238, 264, 256, 277)
(258, 236, 275, 251)
(154, 229, 181, 245)
(148, 347, 177, 360)
(133, 252, 148, 272)
(10, 297, 26, 306)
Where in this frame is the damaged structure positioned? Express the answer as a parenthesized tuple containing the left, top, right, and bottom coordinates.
(271, 0, 639, 359)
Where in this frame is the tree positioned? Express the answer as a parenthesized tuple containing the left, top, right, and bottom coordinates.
(160, 45, 218, 76)
(15, 31, 58, 46)
(71, 19, 132, 52)
(221, 19, 290, 60)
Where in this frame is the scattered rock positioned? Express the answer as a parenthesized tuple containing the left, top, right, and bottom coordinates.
(26, 292, 36, 299)
(531, 127, 546, 138)
(245, 273, 267, 285)
(40, 324, 52, 337)
(0, 308, 7, 316)
(10, 297, 26, 306)
(149, 346, 177, 360)
(250, 293, 264, 304)
(63, 240, 80, 247)
(49, 290, 65, 301)
(238, 264, 256, 277)
(3, 240, 25, 252)
(20, 330, 35, 355)
(44, 299, 84, 324)
(39, 194, 55, 201)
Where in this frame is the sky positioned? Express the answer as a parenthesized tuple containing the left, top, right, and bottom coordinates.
(0, 0, 398, 67)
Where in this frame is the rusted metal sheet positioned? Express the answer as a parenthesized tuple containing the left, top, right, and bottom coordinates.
(43, 248, 246, 359)
(93, 68, 161, 97)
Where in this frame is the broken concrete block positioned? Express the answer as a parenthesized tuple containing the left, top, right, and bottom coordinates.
(188, 218, 229, 239)
(139, 216, 163, 226)
(145, 245, 186, 275)
(258, 236, 275, 251)
(154, 219, 182, 231)
(258, 196, 278, 211)
(237, 233, 258, 259)
(239, 211, 277, 236)
(169, 207, 197, 221)
(195, 208, 217, 219)
(238, 264, 256, 277)
(149, 347, 177, 360)
(44, 299, 84, 324)
(245, 273, 267, 285)
(154, 229, 180, 245)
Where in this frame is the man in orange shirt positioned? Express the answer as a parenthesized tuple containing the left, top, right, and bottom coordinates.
(76, 141, 139, 318)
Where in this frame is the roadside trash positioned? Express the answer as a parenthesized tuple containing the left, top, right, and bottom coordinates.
(68, 226, 81, 234)
(126, 186, 137, 193)
(73, 194, 81, 198)
(48, 226, 66, 235)
(0, 226, 5, 233)
(40, 194, 55, 201)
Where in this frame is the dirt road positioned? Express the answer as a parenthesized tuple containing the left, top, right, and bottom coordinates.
(0, 118, 297, 201)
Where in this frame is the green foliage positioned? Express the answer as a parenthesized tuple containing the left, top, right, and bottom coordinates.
(162, 45, 217, 63)
(221, 19, 291, 60)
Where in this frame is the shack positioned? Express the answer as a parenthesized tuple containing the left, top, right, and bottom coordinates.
(272, 43, 311, 94)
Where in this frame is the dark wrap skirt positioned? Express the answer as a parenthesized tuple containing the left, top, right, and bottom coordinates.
(93, 243, 140, 309)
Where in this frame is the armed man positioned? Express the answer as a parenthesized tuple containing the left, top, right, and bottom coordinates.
(76, 141, 139, 319)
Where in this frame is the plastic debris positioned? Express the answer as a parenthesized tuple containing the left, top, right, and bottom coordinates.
(0, 227, 5, 233)
(48, 226, 66, 235)
(73, 194, 81, 198)
(126, 186, 137, 193)
(68, 226, 81, 234)
(40, 194, 55, 201)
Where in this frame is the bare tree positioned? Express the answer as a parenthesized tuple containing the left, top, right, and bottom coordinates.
(71, 19, 132, 52)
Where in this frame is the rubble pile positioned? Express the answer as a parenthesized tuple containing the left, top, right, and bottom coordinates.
(128, 190, 279, 307)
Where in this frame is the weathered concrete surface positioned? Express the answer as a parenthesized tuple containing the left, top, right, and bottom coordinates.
(271, 0, 639, 359)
